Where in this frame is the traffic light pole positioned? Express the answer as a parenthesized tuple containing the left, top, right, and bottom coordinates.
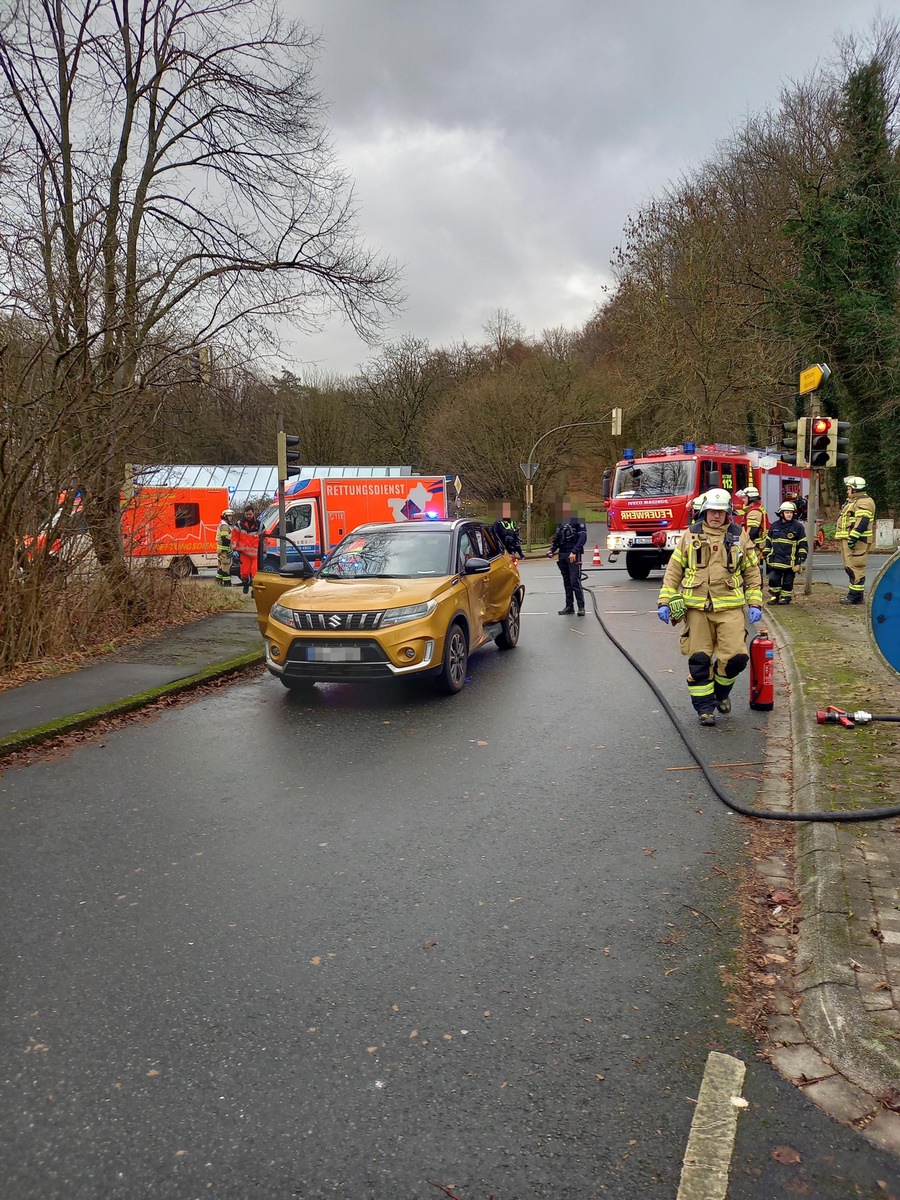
(804, 470, 819, 597)
(276, 413, 287, 569)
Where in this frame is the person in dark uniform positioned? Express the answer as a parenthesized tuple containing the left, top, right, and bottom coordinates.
(548, 506, 587, 615)
(493, 503, 525, 559)
(765, 500, 808, 604)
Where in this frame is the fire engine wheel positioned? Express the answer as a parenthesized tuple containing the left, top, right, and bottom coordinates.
(495, 594, 520, 650)
(437, 622, 468, 694)
(169, 555, 195, 579)
(625, 552, 654, 580)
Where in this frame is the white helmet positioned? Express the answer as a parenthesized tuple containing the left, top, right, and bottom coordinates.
(692, 492, 707, 512)
(844, 475, 866, 491)
(703, 487, 732, 512)
(778, 501, 796, 515)
(743, 486, 761, 501)
(221, 509, 234, 519)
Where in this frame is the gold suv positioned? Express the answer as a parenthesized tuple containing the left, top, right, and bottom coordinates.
(252, 519, 524, 694)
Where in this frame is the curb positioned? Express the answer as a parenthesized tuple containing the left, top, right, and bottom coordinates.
(767, 612, 900, 1133)
(0, 648, 266, 759)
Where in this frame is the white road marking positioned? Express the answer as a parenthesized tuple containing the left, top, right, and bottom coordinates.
(676, 1051, 747, 1200)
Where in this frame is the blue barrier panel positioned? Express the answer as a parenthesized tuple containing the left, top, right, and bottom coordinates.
(869, 551, 900, 676)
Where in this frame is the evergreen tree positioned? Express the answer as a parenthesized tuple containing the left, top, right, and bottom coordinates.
(782, 58, 900, 508)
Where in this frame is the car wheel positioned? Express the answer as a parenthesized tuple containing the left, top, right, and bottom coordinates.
(280, 676, 316, 693)
(437, 622, 468, 694)
(495, 594, 520, 649)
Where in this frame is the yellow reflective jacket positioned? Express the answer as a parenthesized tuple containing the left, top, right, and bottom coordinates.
(835, 494, 875, 542)
(658, 520, 762, 612)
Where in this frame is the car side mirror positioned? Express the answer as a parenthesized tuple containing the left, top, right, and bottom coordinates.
(274, 562, 312, 578)
(463, 556, 490, 574)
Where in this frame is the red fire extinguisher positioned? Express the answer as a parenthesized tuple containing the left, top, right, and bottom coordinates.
(749, 629, 775, 711)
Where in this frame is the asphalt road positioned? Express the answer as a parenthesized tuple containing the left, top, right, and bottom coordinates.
(1, 561, 898, 1198)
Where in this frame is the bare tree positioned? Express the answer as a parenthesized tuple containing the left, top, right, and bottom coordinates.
(0, 0, 400, 616)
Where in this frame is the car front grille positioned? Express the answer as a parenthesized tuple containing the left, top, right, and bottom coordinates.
(283, 637, 394, 681)
(289, 610, 384, 631)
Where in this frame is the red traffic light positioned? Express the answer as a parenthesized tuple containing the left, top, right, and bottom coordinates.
(811, 417, 831, 435)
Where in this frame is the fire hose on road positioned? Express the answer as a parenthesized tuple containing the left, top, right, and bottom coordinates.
(585, 587, 900, 824)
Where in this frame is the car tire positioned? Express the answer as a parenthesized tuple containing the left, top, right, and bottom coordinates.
(495, 593, 520, 650)
(437, 622, 468, 694)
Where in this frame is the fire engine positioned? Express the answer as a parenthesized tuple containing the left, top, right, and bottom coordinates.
(602, 442, 813, 579)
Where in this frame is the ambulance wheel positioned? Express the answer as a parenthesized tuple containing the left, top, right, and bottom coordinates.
(169, 555, 195, 579)
(625, 552, 653, 580)
(437, 622, 468, 694)
(495, 594, 520, 650)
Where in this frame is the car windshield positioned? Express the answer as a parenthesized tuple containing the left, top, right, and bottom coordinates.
(612, 460, 696, 498)
(319, 529, 453, 578)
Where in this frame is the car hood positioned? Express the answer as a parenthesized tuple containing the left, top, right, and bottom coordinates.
(278, 575, 453, 611)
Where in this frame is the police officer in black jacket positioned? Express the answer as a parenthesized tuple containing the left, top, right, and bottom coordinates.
(493, 505, 525, 558)
(548, 508, 587, 615)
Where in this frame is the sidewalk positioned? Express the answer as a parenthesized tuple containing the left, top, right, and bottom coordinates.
(0, 575, 899, 1153)
(0, 610, 264, 755)
(758, 579, 900, 1154)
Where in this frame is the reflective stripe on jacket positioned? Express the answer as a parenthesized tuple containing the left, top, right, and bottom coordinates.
(835, 494, 875, 542)
(216, 521, 232, 552)
(658, 521, 762, 611)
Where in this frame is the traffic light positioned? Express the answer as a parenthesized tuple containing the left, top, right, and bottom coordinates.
(827, 420, 851, 469)
(277, 431, 301, 481)
(778, 417, 808, 468)
(808, 416, 831, 468)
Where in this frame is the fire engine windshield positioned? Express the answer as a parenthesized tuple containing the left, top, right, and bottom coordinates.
(612, 460, 696, 499)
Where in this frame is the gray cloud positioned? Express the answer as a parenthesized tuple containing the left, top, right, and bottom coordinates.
(282, 0, 883, 376)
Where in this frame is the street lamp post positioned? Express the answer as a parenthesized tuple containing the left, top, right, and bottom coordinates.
(524, 418, 611, 551)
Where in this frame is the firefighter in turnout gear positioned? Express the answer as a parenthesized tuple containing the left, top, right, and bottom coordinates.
(741, 486, 769, 554)
(657, 488, 763, 727)
(836, 476, 876, 606)
(765, 501, 807, 605)
(215, 509, 234, 586)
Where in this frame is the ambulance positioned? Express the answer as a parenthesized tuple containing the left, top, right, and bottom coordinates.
(259, 474, 451, 569)
(35, 486, 230, 576)
(602, 442, 813, 579)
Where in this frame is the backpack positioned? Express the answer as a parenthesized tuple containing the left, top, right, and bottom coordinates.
(557, 521, 578, 552)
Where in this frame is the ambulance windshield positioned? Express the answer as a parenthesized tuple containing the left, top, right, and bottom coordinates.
(612, 460, 696, 499)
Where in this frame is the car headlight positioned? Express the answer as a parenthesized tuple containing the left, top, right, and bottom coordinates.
(379, 599, 438, 627)
(270, 602, 296, 627)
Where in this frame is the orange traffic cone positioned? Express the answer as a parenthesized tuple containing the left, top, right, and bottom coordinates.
(592, 544, 602, 566)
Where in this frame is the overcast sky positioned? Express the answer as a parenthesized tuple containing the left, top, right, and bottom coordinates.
(281, 0, 887, 378)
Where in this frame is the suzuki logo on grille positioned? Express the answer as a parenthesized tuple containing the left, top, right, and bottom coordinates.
(327, 613, 342, 628)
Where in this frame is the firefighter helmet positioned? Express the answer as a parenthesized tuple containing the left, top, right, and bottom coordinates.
(843, 475, 866, 491)
(778, 501, 796, 515)
(221, 509, 234, 519)
(703, 488, 732, 512)
(743, 486, 761, 501)
(692, 492, 707, 513)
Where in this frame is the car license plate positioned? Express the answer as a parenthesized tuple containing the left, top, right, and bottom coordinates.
(631, 536, 652, 546)
(307, 645, 361, 662)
